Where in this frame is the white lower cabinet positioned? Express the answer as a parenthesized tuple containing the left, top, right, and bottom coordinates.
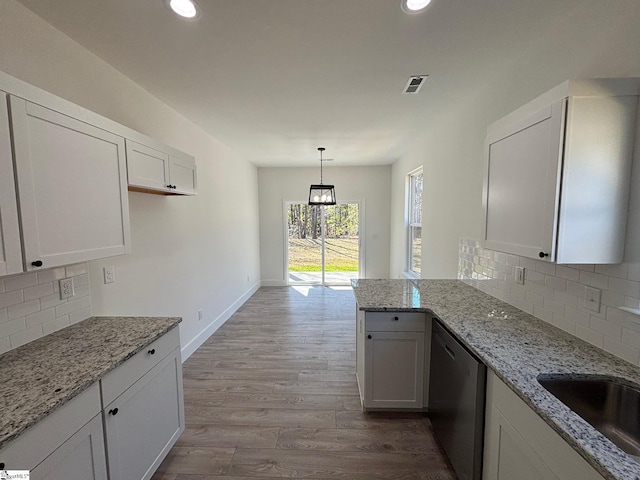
(0, 383, 106, 478)
(31, 414, 107, 480)
(103, 349, 184, 480)
(483, 371, 604, 480)
(356, 309, 430, 410)
(101, 328, 184, 480)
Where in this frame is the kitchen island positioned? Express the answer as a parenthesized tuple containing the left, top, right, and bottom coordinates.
(352, 278, 640, 480)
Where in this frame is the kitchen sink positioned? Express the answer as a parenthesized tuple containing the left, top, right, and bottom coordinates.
(537, 374, 640, 460)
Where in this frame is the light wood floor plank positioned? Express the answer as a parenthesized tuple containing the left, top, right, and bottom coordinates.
(152, 286, 456, 479)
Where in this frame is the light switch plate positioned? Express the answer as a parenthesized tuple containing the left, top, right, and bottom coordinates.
(515, 266, 525, 285)
(584, 286, 601, 313)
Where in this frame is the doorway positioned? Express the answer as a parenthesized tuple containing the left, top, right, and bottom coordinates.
(286, 202, 361, 285)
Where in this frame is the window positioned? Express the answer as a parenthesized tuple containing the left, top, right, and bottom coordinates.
(407, 168, 423, 276)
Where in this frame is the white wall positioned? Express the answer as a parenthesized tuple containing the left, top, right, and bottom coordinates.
(0, 0, 261, 358)
(259, 166, 391, 285)
(390, 2, 640, 279)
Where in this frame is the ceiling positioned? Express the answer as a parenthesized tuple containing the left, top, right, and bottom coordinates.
(14, 0, 640, 166)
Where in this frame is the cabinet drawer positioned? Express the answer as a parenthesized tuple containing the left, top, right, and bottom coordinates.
(365, 312, 425, 332)
(101, 327, 180, 406)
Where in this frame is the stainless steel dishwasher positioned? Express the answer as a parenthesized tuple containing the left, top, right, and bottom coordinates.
(429, 319, 486, 480)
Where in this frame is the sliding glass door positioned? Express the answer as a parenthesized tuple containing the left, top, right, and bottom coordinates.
(287, 203, 360, 285)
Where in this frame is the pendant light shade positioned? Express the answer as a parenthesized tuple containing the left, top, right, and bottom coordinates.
(308, 147, 336, 205)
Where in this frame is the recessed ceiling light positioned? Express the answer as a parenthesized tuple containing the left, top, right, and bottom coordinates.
(401, 0, 433, 14)
(166, 0, 200, 19)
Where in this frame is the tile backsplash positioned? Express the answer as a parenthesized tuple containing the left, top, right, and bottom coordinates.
(459, 238, 640, 367)
(0, 263, 91, 354)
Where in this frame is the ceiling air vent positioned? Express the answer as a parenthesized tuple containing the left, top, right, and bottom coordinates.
(402, 75, 428, 94)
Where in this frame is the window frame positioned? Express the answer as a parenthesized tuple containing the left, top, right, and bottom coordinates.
(406, 167, 423, 277)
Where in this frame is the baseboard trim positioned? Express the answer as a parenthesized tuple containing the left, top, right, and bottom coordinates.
(261, 279, 287, 287)
(181, 281, 261, 361)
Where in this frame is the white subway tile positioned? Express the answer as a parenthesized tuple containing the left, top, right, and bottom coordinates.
(625, 297, 640, 309)
(36, 267, 66, 285)
(23, 283, 54, 301)
(579, 271, 609, 290)
(0, 317, 26, 338)
(69, 306, 91, 325)
(525, 291, 544, 307)
(74, 285, 90, 298)
(555, 265, 580, 282)
(40, 292, 66, 310)
(575, 325, 604, 347)
(601, 289, 625, 308)
(532, 283, 555, 300)
(622, 327, 640, 350)
(566, 280, 585, 298)
(0, 290, 24, 309)
(554, 290, 578, 309)
(7, 299, 40, 320)
(0, 336, 10, 355)
(65, 263, 88, 277)
(595, 263, 629, 279)
(609, 277, 640, 298)
(525, 270, 545, 285)
(544, 298, 565, 316)
(521, 257, 537, 270)
(564, 305, 590, 326)
(536, 261, 556, 276)
(43, 315, 70, 335)
(552, 314, 576, 335)
(4, 273, 37, 292)
(0, 279, 4, 293)
(0, 308, 6, 324)
(545, 276, 566, 291)
(26, 308, 55, 329)
(605, 306, 640, 332)
(603, 337, 640, 365)
(10, 325, 44, 349)
(590, 315, 622, 340)
(494, 252, 506, 264)
(506, 254, 520, 266)
(628, 263, 640, 282)
(574, 264, 596, 272)
(55, 295, 91, 317)
(74, 273, 89, 287)
(533, 305, 553, 324)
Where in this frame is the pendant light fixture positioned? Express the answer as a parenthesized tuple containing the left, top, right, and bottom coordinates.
(308, 147, 336, 206)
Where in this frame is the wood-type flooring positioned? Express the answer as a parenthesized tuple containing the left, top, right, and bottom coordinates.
(152, 286, 457, 480)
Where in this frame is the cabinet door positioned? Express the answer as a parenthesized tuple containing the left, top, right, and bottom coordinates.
(169, 154, 197, 195)
(364, 331, 424, 409)
(482, 100, 565, 261)
(9, 96, 131, 271)
(104, 349, 185, 480)
(0, 93, 23, 276)
(126, 140, 170, 192)
(31, 414, 107, 480)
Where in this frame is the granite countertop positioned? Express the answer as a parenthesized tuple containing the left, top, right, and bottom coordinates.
(351, 278, 640, 480)
(0, 315, 181, 450)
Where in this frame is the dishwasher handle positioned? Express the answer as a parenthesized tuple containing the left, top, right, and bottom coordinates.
(434, 329, 456, 360)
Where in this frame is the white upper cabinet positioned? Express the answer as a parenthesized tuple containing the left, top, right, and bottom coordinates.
(10, 96, 132, 271)
(0, 93, 23, 276)
(483, 79, 638, 264)
(126, 140, 196, 196)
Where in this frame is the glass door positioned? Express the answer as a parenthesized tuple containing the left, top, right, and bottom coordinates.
(287, 203, 360, 285)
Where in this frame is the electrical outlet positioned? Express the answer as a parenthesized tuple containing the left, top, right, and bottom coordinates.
(584, 286, 601, 313)
(198, 309, 203, 321)
(515, 266, 525, 285)
(59, 278, 75, 299)
(103, 266, 115, 284)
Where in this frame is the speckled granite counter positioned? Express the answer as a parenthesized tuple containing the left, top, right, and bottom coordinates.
(351, 279, 640, 480)
(0, 316, 181, 450)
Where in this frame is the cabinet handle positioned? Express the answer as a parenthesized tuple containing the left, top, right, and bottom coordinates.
(367, 335, 372, 339)
(31, 260, 43, 267)
(393, 316, 399, 321)
(538, 252, 549, 258)
(109, 408, 119, 416)
(148, 348, 156, 355)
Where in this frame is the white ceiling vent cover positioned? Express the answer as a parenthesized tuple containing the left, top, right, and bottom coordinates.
(403, 75, 428, 94)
